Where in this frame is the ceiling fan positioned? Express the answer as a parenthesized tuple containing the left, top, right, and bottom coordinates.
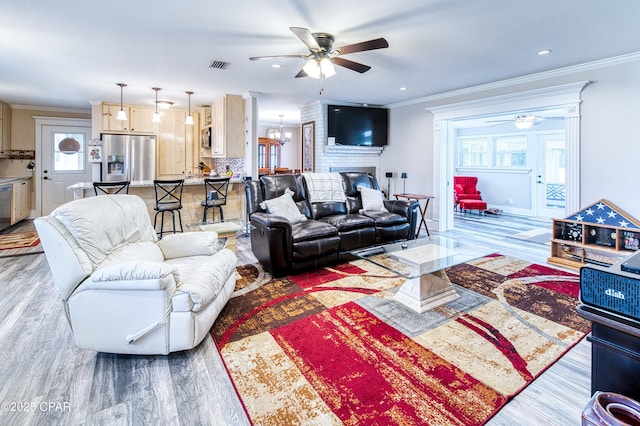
(486, 113, 562, 129)
(249, 27, 389, 79)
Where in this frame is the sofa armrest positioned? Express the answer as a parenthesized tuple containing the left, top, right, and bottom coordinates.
(157, 231, 219, 260)
(83, 262, 179, 291)
(249, 212, 293, 276)
(383, 199, 420, 239)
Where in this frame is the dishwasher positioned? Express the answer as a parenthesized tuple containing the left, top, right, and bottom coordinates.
(0, 184, 12, 231)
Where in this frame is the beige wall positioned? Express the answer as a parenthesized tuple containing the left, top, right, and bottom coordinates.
(10, 107, 91, 150)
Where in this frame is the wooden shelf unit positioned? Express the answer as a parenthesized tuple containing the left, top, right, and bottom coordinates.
(548, 199, 640, 269)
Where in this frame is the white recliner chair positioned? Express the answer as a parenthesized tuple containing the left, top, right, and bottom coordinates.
(34, 194, 237, 355)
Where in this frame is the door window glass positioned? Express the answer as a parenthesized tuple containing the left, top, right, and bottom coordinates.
(53, 132, 85, 172)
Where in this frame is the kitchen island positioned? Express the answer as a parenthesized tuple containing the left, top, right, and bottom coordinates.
(67, 177, 245, 230)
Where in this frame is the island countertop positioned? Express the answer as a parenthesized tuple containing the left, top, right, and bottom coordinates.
(67, 177, 243, 191)
(68, 177, 246, 230)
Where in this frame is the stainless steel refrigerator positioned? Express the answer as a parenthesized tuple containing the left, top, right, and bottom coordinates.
(101, 134, 156, 182)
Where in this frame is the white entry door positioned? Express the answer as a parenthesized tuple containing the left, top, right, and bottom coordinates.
(38, 119, 92, 215)
(535, 133, 566, 219)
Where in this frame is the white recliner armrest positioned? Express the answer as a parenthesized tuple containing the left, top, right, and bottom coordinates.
(157, 231, 219, 259)
(82, 262, 179, 291)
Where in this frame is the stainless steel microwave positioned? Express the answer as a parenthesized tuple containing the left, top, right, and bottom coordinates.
(201, 126, 212, 148)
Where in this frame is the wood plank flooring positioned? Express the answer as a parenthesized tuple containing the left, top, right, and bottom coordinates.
(0, 214, 592, 425)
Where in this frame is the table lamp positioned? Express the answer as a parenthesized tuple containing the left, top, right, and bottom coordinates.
(401, 172, 408, 194)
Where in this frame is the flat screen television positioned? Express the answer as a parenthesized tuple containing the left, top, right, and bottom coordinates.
(327, 105, 388, 147)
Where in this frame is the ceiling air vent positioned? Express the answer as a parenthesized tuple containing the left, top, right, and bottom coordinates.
(209, 60, 230, 70)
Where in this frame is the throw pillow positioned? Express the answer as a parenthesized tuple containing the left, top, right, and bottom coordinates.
(358, 185, 388, 212)
(260, 188, 307, 223)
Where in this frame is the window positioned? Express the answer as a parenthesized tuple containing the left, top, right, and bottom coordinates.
(494, 136, 527, 167)
(53, 132, 85, 172)
(457, 135, 528, 169)
(458, 138, 488, 167)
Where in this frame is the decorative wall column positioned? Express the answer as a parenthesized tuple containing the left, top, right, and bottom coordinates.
(563, 102, 581, 214)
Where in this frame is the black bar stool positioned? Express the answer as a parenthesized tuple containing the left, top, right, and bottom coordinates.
(93, 181, 130, 195)
(201, 177, 230, 222)
(153, 179, 184, 238)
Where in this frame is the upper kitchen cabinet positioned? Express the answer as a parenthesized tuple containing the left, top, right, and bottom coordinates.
(210, 94, 244, 158)
(157, 110, 200, 178)
(101, 103, 156, 133)
(0, 102, 11, 157)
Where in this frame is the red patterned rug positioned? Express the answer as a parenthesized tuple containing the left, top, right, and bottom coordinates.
(211, 254, 590, 425)
(0, 232, 42, 257)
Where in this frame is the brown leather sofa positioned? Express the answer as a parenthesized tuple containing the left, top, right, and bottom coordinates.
(245, 172, 419, 277)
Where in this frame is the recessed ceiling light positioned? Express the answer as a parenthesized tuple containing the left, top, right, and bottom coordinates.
(272, 64, 281, 68)
(537, 49, 552, 56)
(400, 87, 407, 91)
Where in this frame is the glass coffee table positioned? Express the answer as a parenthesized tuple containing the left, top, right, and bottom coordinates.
(185, 219, 250, 251)
(352, 236, 495, 313)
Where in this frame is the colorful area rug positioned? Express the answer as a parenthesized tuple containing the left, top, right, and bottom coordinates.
(211, 254, 590, 425)
(0, 232, 42, 257)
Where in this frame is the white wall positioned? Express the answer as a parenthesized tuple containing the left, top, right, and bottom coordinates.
(382, 57, 640, 222)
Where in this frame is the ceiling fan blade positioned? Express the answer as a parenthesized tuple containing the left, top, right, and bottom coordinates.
(289, 27, 321, 51)
(294, 68, 307, 78)
(249, 54, 308, 61)
(332, 57, 371, 73)
(334, 38, 389, 55)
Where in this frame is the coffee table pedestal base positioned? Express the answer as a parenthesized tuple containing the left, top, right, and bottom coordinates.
(394, 270, 460, 313)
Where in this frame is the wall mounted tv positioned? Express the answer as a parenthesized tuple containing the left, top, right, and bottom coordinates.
(327, 105, 389, 147)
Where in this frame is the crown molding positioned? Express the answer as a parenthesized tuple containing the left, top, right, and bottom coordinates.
(10, 104, 90, 113)
(387, 51, 640, 109)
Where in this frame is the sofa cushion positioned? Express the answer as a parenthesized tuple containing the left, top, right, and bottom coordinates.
(168, 248, 237, 312)
(362, 210, 408, 226)
(99, 241, 165, 269)
(319, 214, 374, 232)
(291, 220, 338, 243)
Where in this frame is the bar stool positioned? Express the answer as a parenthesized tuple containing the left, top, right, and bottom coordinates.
(93, 181, 130, 195)
(201, 177, 230, 222)
(153, 179, 184, 238)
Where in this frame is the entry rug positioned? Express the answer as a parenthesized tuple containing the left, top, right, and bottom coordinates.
(0, 232, 42, 257)
(211, 255, 590, 425)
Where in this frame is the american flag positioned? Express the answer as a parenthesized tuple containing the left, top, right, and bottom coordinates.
(567, 199, 640, 229)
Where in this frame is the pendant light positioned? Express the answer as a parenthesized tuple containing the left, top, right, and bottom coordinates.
(152, 87, 162, 123)
(116, 83, 128, 121)
(185, 91, 194, 125)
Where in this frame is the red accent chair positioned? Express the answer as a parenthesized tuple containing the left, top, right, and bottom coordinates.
(453, 176, 483, 210)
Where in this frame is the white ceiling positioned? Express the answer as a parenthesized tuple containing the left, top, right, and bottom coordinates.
(1, 1, 640, 126)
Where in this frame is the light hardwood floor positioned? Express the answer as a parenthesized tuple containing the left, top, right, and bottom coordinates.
(0, 214, 591, 425)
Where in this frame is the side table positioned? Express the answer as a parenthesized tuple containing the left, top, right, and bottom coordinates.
(394, 193, 434, 237)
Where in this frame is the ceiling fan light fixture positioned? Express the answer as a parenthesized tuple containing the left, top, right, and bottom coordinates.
(514, 114, 534, 129)
(303, 59, 321, 79)
(319, 57, 335, 77)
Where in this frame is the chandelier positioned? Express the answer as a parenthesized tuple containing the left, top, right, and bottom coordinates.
(268, 115, 292, 145)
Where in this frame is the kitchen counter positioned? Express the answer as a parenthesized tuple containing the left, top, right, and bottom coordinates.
(67, 177, 246, 230)
(0, 176, 33, 185)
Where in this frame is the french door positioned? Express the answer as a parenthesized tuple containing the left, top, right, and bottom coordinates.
(534, 133, 566, 219)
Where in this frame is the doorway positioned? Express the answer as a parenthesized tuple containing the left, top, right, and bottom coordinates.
(35, 117, 92, 216)
(535, 133, 566, 219)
